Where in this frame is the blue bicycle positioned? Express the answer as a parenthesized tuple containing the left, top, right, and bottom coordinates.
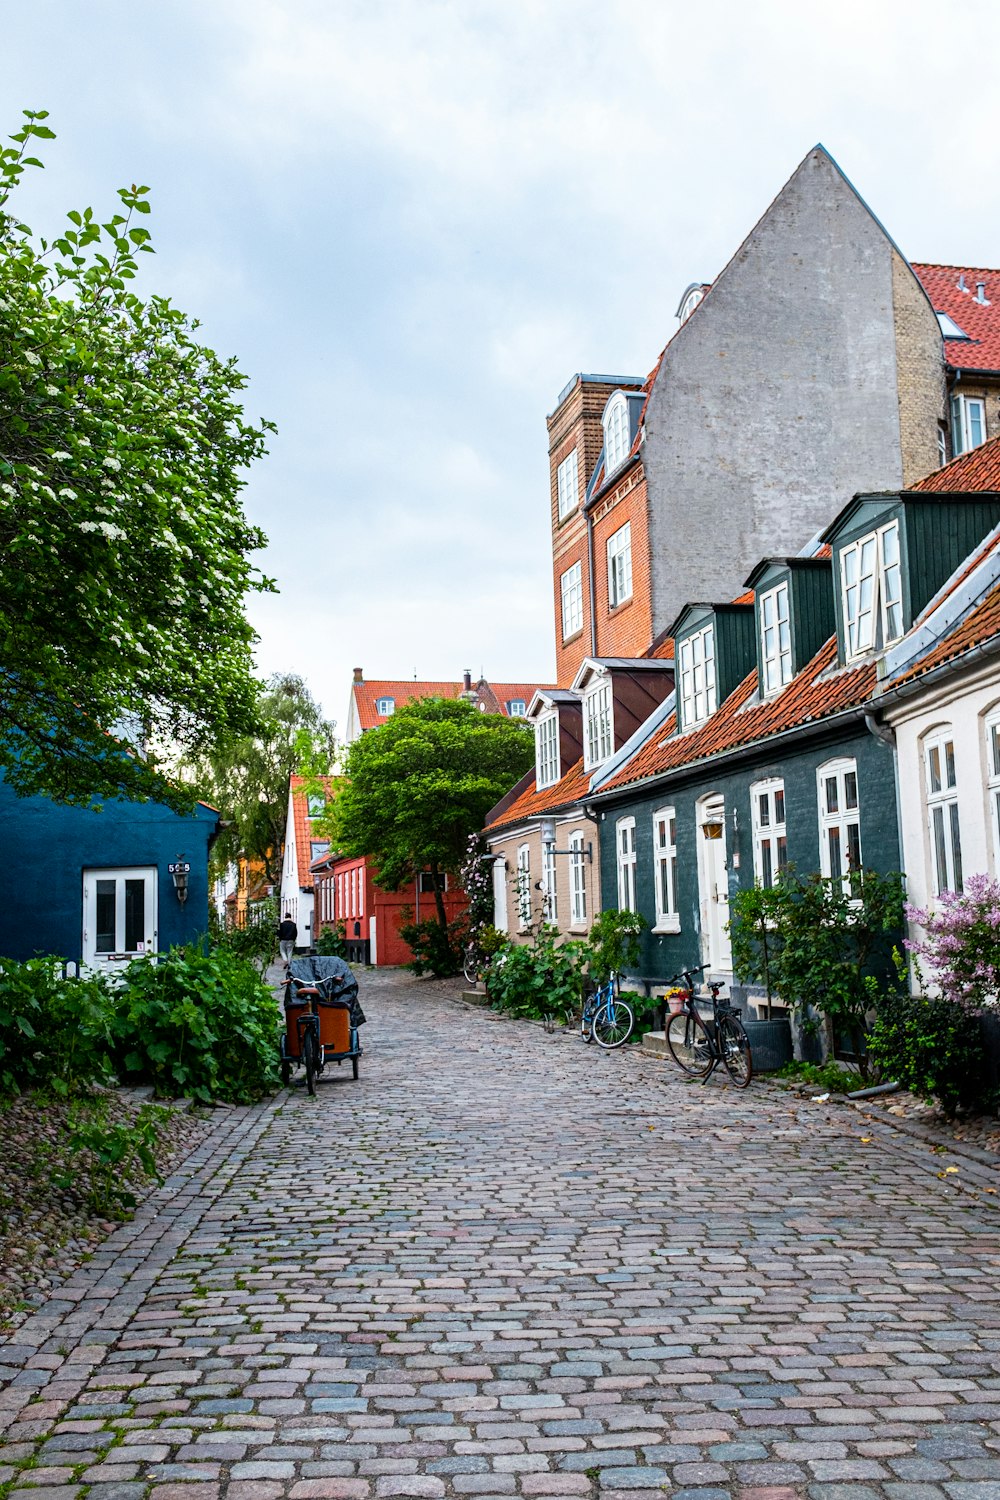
(580, 976, 634, 1049)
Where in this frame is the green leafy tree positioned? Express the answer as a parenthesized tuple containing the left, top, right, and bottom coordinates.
(0, 110, 273, 806)
(327, 697, 533, 929)
(184, 672, 337, 886)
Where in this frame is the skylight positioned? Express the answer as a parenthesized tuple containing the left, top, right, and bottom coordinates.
(936, 310, 970, 341)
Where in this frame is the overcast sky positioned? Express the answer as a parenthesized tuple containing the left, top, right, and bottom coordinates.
(8, 0, 1000, 733)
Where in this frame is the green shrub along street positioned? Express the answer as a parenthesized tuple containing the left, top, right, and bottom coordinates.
(0, 945, 281, 1105)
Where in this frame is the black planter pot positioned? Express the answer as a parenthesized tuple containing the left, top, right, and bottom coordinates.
(742, 1016, 793, 1072)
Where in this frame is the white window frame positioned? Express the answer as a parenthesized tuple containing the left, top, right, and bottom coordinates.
(840, 519, 903, 660)
(951, 393, 986, 456)
(603, 392, 630, 476)
(516, 843, 532, 930)
(817, 757, 863, 894)
(492, 857, 509, 933)
(750, 778, 787, 889)
(678, 624, 717, 730)
(506, 700, 526, 717)
(759, 581, 792, 697)
(569, 831, 587, 927)
(925, 729, 963, 896)
(607, 522, 632, 609)
(583, 679, 613, 770)
(375, 697, 395, 716)
(306, 792, 326, 818)
(542, 842, 557, 923)
(652, 807, 679, 932)
(556, 447, 580, 521)
(987, 710, 1000, 874)
(560, 561, 583, 640)
(535, 711, 560, 790)
(616, 816, 637, 913)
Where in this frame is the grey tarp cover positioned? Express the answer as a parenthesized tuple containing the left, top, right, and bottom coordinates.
(286, 956, 365, 1027)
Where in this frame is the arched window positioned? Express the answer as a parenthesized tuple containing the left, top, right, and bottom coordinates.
(569, 831, 587, 927)
(602, 392, 630, 477)
(985, 707, 1000, 872)
(924, 728, 963, 895)
(750, 778, 787, 887)
(817, 757, 862, 894)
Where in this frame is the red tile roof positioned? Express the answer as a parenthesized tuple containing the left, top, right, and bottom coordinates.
(885, 578, 1000, 689)
(289, 774, 339, 893)
(599, 640, 876, 795)
(353, 679, 551, 732)
(485, 756, 593, 834)
(912, 264, 1000, 372)
(910, 431, 1000, 493)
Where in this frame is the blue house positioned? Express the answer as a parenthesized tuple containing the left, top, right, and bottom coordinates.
(0, 773, 219, 969)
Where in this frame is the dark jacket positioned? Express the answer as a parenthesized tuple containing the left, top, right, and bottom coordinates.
(278, 919, 297, 941)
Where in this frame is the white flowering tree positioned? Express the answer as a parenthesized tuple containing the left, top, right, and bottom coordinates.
(0, 111, 273, 806)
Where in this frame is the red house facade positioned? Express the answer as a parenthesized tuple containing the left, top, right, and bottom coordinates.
(312, 851, 468, 966)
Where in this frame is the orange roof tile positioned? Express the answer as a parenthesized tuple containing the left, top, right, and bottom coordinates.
(910, 431, 1000, 494)
(599, 640, 876, 795)
(289, 774, 339, 894)
(912, 264, 1000, 372)
(485, 757, 593, 833)
(353, 679, 551, 731)
(885, 579, 1000, 689)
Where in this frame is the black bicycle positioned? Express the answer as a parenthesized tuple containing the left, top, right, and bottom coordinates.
(664, 965, 753, 1088)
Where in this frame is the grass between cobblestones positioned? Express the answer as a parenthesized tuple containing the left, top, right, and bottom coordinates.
(1, 965, 999, 1500)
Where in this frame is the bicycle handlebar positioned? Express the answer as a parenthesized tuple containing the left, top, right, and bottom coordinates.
(667, 964, 707, 988)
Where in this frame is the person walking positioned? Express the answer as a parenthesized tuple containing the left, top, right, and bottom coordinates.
(277, 913, 298, 967)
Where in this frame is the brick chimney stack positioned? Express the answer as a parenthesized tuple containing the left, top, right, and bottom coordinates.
(353, 667, 363, 684)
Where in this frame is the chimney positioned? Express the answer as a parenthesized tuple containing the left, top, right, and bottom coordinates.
(352, 667, 363, 684)
(976, 281, 988, 304)
(462, 669, 472, 692)
(957, 273, 968, 292)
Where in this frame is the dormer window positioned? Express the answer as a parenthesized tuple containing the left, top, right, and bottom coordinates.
(376, 697, 395, 716)
(535, 711, 560, 789)
(583, 680, 613, 769)
(759, 581, 792, 697)
(678, 625, 716, 730)
(840, 520, 902, 660)
(506, 699, 526, 717)
(556, 448, 579, 521)
(602, 392, 630, 477)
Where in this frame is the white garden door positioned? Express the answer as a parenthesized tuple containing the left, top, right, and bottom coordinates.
(82, 867, 157, 974)
(696, 797, 732, 974)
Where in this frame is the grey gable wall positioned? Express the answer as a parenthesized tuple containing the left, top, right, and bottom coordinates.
(642, 147, 944, 631)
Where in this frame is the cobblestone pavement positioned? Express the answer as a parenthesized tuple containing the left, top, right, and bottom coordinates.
(3, 969, 1000, 1500)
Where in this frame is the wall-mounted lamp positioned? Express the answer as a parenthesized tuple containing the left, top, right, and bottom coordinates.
(701, 817, 724, 841)
(539, 817, 593, 861)
(168, 859, 191, 904)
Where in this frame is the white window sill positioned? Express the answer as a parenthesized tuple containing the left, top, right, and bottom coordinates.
(652, 917, 680, 934)
(568, 924, 589, 935)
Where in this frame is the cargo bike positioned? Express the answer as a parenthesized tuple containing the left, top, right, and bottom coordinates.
(280, 956, 366, 1095)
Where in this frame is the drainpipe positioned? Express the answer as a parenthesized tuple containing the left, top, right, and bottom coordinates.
(864, 712, 905, 872)
(586, 508, 598, 656)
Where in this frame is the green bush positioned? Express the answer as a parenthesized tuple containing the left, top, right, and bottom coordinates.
(211, 897, 278, 973)
(315, 922, 348, 958)
(0, 959, 115, 1096)
(867, 990, 993, 1118)
(399, 913, 465, 976)
(112, 946, 281, 1103)
(585, 909, 647, 983)
(486, 927, 585, 1025)
(55, 1098, 169, 1217)
(777, 1059, 860, 1094)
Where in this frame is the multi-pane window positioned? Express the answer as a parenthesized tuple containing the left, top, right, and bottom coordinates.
(506, 699, 526, 717)
(584, 681, 613, 769)
(542, 843, 557, 922)
(988, 712, 1000, 872)
(653, 808, 678, 928)
(376, 697, 395, 716)
(516, 844, 531, 930)
(561, 561, 583, 640)
(818, 758, 862, 893)
(556, 448, 580, 520)
(951, 394, 986, 456)
(569, 831, 587, 926)
(306, 792, 326, 818)
(678, 625, 716, 729)
(535, 712, 560, 789)
(492, 857, 509, 933)
(925, 731, 963, 895)
(840, 520, 903, 659)
(759, 582, 792, 696)
(603, 393, 630, 475)
(751, 779, 787, 888)
(607, 523, 632, 608)
(616, 817, 637, 912)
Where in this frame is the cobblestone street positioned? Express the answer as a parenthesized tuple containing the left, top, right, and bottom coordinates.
(2, 969, 1000, 1500)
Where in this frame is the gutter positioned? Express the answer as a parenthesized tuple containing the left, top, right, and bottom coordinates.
(873, 631, 1000, 711)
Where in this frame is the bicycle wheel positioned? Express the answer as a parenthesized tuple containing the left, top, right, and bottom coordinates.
(719, 1014, 753, 1088)
(580, 1004, 595, 1043)
(462, 947, 479, 985)
(593, 998, 634, 1050)
(303, 1028, 319, 1096)
(665, 1009, 713, 1076)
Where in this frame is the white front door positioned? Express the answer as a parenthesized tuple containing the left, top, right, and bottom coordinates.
(696, 798, 732, 973)
(83, 867, 157, 973)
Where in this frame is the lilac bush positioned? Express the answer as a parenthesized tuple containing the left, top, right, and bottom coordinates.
(905, 873, 1000, 1012)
